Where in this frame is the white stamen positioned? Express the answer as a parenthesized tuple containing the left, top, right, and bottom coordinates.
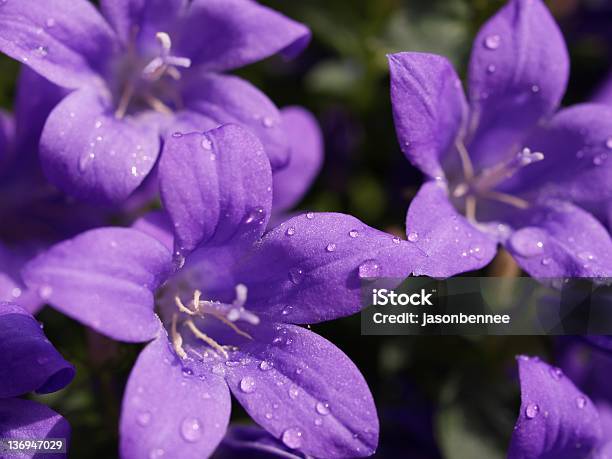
(156, 32, 172, 54)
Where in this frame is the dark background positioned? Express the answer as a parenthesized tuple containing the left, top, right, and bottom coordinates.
(2, 0, 611, 457)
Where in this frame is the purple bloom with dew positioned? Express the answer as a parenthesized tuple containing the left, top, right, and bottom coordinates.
(0, 301, 75, 454)
(0, 0, 310, 204)
(388, 0, 612, 279)
(0, 68, 106, 312)
(508, 354, 612, 458)
(22, 124, 416, 458)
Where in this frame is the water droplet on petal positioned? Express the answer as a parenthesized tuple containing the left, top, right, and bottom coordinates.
(286, 227, 296, 236)
(525, 403, 539, 419)
(605, 137, 612, 150)
(137, 411, 152, 426)
(484, 34, 501, 50)
(541, 257, 552, 266)
(201, 137, 212, 150)
(282, 305, 293, 316)
(149, 448, 165, 459)
(262, 116, 274, 128)
(239, 376, 256, 393)
(244, 206, 266, 225)
(349, 229, 359, 238)
(11, 287, 21, 298)
(34, 45, 48, 57)
(281, 428, 303, 449)
(326, 243, 337, 252)
(358, 260, 380, 279)
(509, 229, 545, 257)
(288, 385, 299, 399)
(38, 285, 53, 299)
(288, 268, 304, 285)
(316, 401, 330, 415)
(486, 64, 496, 74)
(531, 84, 540, 93)
(180, 417, 203, 442)
(306, 212, 315, 220)
(576, 396, 587, 409)
(314, 417, 323, 426)
(407, 231, 419, 243)
(259, 360, 273, 371)
(549, 367, 563, 380)
(46, 18, 56, 28)
(391, 236, 401, 244)
(172, 132, 183, 138)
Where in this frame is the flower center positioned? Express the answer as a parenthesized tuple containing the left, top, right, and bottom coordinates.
(165, 284, 260, 361)
(114, 32, 191, 119)
(449, 140, 544, 222)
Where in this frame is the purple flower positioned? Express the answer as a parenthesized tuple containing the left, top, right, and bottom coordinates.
(0, 301, 75, 451)
(0, 68, 105, 312)
(0, 0, 310, 204)
(388, 0, 612, 279)
(508, 354, 612, 458)
(271, 106, 324, 217)
(23, 124, 415, 458)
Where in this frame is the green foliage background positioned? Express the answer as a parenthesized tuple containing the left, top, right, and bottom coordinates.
(1, 0, 610, 457)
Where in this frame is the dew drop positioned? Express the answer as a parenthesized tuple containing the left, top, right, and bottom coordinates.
(281, 306, 293, 316)
(484, 34, 501, 50)
(288, 385, 299, 399)
(239, 376, 256, 393)
(407, 231, 419, 243)
(180, 417, 203, 442)
(148, 448, 165, 459)
(549, 367, 563, 380)
(11, 287, 21, 298)
(541, 257, 552, 266)
(525, 403, 539, 419)
(34, 45, 48, 57)
(45, 18, 56, 28)
(259, 360, 273, 371)
(358, 260, 380, 279)
(315, 401, 330, 416)
(509, 229, 545, 257)
(38, 285, 53, 299)
(486, 64, 496, 74)
(281, 428, 303, 449)
(576, 396, 587, 409)
(131, 166, 138, 177)
(349, 229, 359, 238)
(244, 206, 266, 225)
(288, 268, 304, 285)
(78, 152, 95, 172)
(306, 212, 315, 219)
(391, 236, 401, 244)
(286, 227, 296, 236)
(265, 412, 273, 420)
(137, 411, 152, 427)
(262, 116, 274, 128)
(314, 418, 323, 426)
(531, 84, 540, 93)
(326, 243, 337, 252)
(172, 131, 183, 138)
(200, 137, 212, 150)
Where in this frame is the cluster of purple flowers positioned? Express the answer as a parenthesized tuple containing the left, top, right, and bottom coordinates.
(0, 0, 610, 457)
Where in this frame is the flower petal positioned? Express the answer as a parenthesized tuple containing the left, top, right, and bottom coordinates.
(0, 398, 71, 452)
(503, 201, 612, 278)
(388, 52, 467, 178)
(132, 210, 174, 252)
(22, 228, 172, 342)
(272, 107, 324, 213)
(232, 213, 416, 324)
(508, 356, 602, 459)
(0, 109, 14, 174)
(501, 103, 612, 221)
(100, 0, 185, 45)
(216, 425, 303, 459)
(0, 301, 74, 397)
(224, 323, 377, 458)
(405, 181, 498, 277)
(467, 0, 569, 170)
(0, 0, 118, 88)
(14, 67, 66, 155)
(120, 335, 230, 459)
(180, 72, 289, 170)
(40, 87, 160, 204)
(159, 125, 272, 254)
(175, 0, 310, 71)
